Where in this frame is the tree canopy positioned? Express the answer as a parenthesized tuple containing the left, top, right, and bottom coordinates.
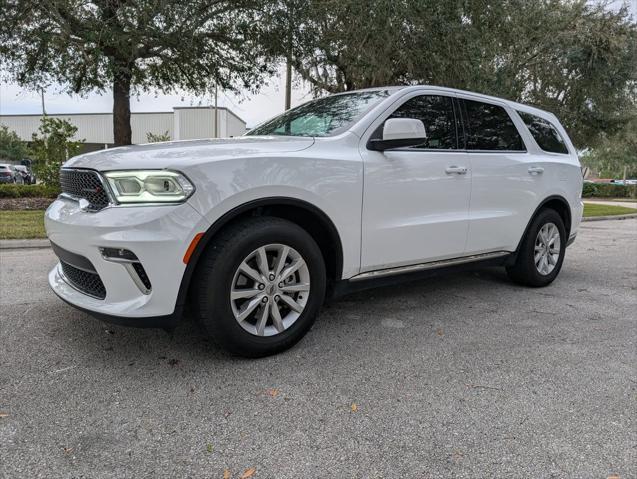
(1, 0, 635, 154)
(280, 0, 637, 149)
(0, 0, 274, 145)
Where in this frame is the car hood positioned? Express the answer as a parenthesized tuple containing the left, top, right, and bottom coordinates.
(63, 136, 316, 170)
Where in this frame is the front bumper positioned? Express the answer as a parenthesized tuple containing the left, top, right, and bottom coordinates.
(45, 196, 210, 324)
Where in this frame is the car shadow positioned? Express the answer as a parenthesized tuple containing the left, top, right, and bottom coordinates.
(53, 265, 523, 365)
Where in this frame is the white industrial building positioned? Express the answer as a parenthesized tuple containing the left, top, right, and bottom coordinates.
(0, 106, 247, 152)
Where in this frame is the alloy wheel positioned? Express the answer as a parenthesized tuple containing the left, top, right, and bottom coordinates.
(230, 243, 311, 336)
(534, 222, 561, 275)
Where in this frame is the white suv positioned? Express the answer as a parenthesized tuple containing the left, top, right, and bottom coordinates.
(46, 86, 583, 356)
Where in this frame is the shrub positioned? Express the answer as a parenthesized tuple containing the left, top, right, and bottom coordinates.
(30, 118, 83, 187)
(582, 183, 637, 199)
(146, 131, 171, 143)
(0, 125, 28, 162)
(0, 184, 60, 198)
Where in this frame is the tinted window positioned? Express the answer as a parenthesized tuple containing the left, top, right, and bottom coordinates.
(463, 100, 525, 151)
(518, 111, 569, 154)
(247, 90, 391, 137)
(386, 95, 457, 149)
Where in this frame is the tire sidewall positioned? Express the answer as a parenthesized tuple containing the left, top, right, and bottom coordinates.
(200, 219, 326, 355)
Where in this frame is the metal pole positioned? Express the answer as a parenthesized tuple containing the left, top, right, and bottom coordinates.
(285, 59, 292, 111)
(285, 2, 292, 110)
(40, 89, 46, 116)
(214, 83, 218, 138)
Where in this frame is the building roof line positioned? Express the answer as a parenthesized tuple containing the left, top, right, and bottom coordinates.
(0, 105, 247, 124)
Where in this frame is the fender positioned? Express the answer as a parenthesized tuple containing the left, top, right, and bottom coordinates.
(506, 194, 572, 266)
(174, 196, 344, 309)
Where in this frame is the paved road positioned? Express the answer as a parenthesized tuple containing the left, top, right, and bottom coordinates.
(1, 219, 636, 478)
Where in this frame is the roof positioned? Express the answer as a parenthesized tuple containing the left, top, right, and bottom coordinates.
(345, 84, 557, 119)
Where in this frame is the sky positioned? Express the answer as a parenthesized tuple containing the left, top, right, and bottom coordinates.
(0, 66, 314, 128)
(1, 0, 634, 127)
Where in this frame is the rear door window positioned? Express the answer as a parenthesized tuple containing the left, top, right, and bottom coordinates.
(386, 95, 458, 149)
(462, 99, 525, 151)
(517, 111, 569, 154)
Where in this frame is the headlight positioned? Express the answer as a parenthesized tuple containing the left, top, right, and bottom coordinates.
(103, 170, 195, 204)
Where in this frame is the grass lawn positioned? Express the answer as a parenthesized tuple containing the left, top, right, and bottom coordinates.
(583, 203, 637, 217)
(0, 210, 46, 240)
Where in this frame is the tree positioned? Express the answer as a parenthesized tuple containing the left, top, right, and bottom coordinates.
(30, 118, 83, 186)
(581, 118, 637, 178)
(0, 1, 274, 146)
(0, 125, 28, 162)
(285, 0, 637, 149)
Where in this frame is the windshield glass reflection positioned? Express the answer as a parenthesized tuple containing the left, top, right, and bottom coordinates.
(247, 90, 391, 137)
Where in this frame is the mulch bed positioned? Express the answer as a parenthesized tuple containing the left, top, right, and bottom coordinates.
(0, 197, 54, 210)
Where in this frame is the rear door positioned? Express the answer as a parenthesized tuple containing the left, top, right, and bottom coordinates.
(359, 92, 471, 272)
(458, 96, 540, 253)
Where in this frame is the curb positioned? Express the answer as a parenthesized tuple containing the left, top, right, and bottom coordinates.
(0, 239, 51, 250)
(581, 213, 637, 222)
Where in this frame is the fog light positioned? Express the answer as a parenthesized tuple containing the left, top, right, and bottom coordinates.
(99, 247, 138, 262)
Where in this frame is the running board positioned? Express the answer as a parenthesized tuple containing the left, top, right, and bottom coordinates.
(349, 251, 510, 282)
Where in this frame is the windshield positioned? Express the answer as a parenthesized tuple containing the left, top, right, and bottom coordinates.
(247, 90, 392, 137)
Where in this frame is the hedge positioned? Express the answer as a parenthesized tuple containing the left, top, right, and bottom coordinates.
(0, 184, 60, 199)
(582, 182, 637, 199)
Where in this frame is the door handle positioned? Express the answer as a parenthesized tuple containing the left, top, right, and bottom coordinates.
(528, 166, 544, 175)
(445, 166, 467, 175)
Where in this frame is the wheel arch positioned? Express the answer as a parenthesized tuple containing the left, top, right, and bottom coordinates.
(175, 197, 344, 308)
(511, 194, 572, 260)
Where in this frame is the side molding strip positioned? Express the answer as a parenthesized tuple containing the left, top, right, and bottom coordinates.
(349, 251, 510, 282)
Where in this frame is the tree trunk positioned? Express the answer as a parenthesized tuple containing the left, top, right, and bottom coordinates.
(113, 70, 132, 146)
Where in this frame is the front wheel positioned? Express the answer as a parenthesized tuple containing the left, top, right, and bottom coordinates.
(193, 217, 326, 357)
(506, 208, 566, 287)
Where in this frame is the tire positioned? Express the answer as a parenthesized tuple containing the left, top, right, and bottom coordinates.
(506, 208, 566, 287)
(192, 216, 326, 357)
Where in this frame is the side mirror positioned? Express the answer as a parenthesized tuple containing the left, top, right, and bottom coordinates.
(367, 118, 427, 151)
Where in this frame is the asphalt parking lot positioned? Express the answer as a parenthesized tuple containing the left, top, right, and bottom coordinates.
(1, 219, 635, 478)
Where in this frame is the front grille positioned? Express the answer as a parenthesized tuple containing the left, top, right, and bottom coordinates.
(59, 169, 110, 211)
(60, 261, 107, 299)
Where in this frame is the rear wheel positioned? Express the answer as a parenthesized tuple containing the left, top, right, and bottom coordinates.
(193, 217, 326, 357)
(506, 208, 566, 287)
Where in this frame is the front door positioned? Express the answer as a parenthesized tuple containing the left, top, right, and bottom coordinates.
(360, 93, 471, 273)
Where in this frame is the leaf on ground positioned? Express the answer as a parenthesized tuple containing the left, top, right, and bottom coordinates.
(0, 412, 8, 418)
(436, 328, 444, 336)
(223, 470, 231, 479)
(240, 467, 256, 478)
(266, 388, 279, 397)
(351, 403, 358, 412)
(206, 443, 213, 453)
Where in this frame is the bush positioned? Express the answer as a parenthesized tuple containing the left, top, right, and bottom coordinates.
(30, 117, 83, 187)
(0, 184, 60, 198)
(582, 182, 637, 199)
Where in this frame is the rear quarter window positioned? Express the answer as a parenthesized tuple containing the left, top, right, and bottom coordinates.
(462, 99, 525, 151)
(518, 111, 569, 154)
